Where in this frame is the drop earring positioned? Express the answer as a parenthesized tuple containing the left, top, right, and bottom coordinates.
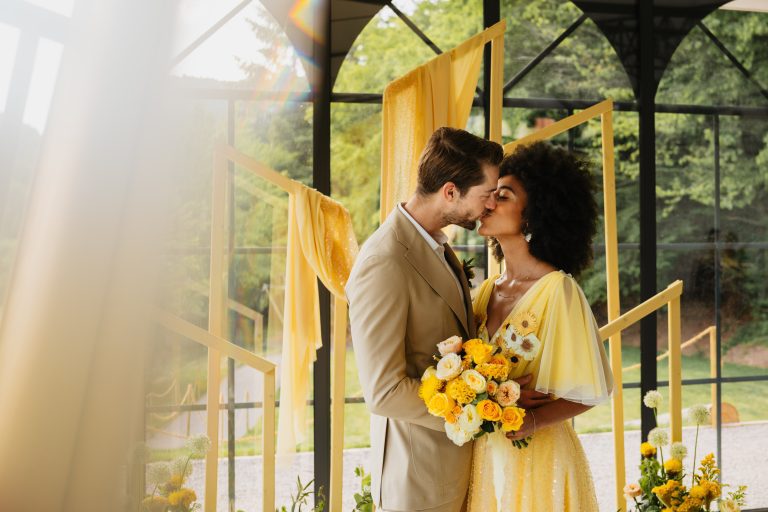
(524, 232, 532, 243)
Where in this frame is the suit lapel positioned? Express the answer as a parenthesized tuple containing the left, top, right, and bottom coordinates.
(443, 244, 477, 339)
(390, 210, 470, 338)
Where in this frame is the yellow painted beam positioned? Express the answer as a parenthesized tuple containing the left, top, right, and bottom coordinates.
(599, 281, 683, 342)
(503, 99, 613, 154)
(263, 369, 276, 512)
(668, 294, 683, 442)
(329, 297, 348, 511)
(204, 150, 229, 512)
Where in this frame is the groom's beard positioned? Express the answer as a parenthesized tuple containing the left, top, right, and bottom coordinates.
(443, 212, 479, 231)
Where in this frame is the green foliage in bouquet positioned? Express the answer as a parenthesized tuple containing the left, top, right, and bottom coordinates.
(625, 391, 747, 512)
(352, 465, 373, 512)
(142, 434, 211, 512)
(276, 476, 325, 512)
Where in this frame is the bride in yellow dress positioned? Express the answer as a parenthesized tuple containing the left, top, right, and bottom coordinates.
(467, 141, 614, 511)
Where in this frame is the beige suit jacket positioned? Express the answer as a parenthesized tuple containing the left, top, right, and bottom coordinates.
(346, 208, 476, 511)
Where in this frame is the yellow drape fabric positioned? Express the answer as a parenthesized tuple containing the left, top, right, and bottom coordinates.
(277, 183, 359, 453)
(379, 29, 487, 223)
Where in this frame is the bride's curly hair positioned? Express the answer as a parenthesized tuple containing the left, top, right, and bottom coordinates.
(489, 141, 598, 278)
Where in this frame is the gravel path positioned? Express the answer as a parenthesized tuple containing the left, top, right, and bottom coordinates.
(149, 422, 767, 511)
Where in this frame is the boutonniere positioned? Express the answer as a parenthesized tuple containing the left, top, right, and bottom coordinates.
(461, 257, 476, 288)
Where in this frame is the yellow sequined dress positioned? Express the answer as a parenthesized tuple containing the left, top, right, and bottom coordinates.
(467, 271, 613, 512)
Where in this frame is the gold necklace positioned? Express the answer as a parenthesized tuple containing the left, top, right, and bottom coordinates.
(494, 273, 540, 299)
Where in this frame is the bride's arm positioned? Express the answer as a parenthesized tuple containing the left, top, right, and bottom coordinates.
(505, 399, 592, 441)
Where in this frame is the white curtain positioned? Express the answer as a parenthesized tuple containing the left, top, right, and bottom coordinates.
(0, 2, 177, 511)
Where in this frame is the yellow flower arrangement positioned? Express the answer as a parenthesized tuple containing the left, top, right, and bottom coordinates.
(418, 374, 443, 402)
(445, 378, 476, 405)
(640, 441, 657, 458)
(652, 479, 684, 507)
(664, 458, 682, 475)
(500, 406, 526, 432)
(476, 399, 502, 422)
(427, 393, 456, 418)
(168, 488, 197, 508)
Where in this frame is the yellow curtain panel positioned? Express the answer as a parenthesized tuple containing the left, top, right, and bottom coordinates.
(277, 183, 359, 453)
(379, 22, 506, 223)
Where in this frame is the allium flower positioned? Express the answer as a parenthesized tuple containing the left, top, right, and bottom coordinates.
(670, 441, 687, 460)
(643, 390, 663, 409)
(170, 456, 192, 480)
(436, 353, 463, 380)
(146, 462, 171, 486)
(437, 335, 463, 356)
(648, 427, 669, 448)
(186, 434, 212, 457)
(689, 404, 711, 425)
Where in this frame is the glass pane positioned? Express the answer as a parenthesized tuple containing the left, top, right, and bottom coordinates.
(721, 382, 768, 508)
(656, 113, 715, 244)
(172, 1, 310, 92)
(657, 9, 768, 107)
(719, 114, 768, 244)
(334, 0, 482, 94)
(721, 249, 768, 378)
(502, 1, 633, 101)
(331, 102, 382, 242)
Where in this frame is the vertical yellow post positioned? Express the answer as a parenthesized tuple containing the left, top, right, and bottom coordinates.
(600, 106, 626, 512)
(709, 327, 718, 427)
(487, 27, 505, 279)
(668, 294, 683, 442)
(329, 297, 348, 511)
(263, 369, 276, 512)
(205, 151, 228, 512)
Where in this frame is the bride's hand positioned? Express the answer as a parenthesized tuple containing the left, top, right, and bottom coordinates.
(514, 374, 553, 409)
(505, 412, 535, 442)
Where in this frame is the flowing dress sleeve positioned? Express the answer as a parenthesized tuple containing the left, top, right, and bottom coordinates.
(534, 274, 613, 406)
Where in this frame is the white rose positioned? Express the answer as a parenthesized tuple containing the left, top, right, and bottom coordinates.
(436, 353, 463, 380)
(437, 335, 463, 356)
(458, 404, 483, 434)
(445, 422, 473, 446)
(461, 369, 487, 393)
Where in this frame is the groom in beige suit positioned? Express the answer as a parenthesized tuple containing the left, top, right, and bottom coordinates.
(346, 127, 503, 512)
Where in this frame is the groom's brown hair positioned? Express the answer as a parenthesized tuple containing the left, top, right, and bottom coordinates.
(415, 127, 503, 196)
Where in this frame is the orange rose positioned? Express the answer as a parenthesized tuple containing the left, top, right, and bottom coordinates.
(476, 399, 502, 422)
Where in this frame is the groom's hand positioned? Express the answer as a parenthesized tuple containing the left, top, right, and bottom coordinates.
(513, 374, 553, 409)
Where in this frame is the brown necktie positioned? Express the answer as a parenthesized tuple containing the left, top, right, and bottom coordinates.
(443, 243, 476, 338)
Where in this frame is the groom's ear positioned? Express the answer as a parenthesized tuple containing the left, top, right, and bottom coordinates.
(442, 181, 459, 202)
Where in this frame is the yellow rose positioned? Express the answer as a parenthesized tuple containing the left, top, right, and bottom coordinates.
(664, 458, 682, 474)
(641, 442, 657, 458)
(427, 393, 456, 418)
(476, 399, 502, 422)
(500, 406, 526, 432)
(444, 404, 463, 424)
(466, 341, 494, 365)
(486, 380, 498, 396)
(418, 374, 442, 403)
(445, 378, 476, 405)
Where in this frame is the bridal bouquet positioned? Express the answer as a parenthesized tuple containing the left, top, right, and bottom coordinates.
(418, 335, 527, 447)
(624, 391, 747, 512)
